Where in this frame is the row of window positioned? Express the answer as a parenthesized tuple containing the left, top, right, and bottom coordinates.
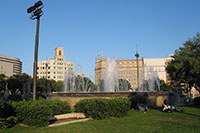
(39, 76, 64, 79)
(39, 62, 73, 66)
(38, 71, 64, 74)
(38, 66, 73, 70)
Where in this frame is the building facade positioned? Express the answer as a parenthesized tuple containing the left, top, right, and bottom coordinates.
(0, 54, 22, 77)
(95, 55, 172, 89)
(37, 47, 74, 81)
(95, 56, 144, 89)
(144, 58, 172, 83)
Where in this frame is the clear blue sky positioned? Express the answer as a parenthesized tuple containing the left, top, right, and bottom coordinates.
(0, 0, 200, 79)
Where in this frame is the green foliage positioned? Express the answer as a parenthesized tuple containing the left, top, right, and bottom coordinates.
(3, 107, 200, 132)
(0, 100, 15, 118)
(193, 97, 200, 106)
(0, 74, 7, 95)
(160, 80, 178, 92)
(48, 100, 71, 115)
(5, 116, 18, 128)
(118, 79, 132, 91)
(74, 98, 131, 119)
(166, 33, 200, 92)
(66, 76, 96, 92)
(0, 100, 4, 118)
(0, 116, 17, 130)
(12, 99, 52, 127)
(129, 94, 147, 109)
(7, 73, 32, 95)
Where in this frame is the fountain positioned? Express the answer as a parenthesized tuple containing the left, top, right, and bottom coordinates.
(141, 66, 160, 92)
(64, 64, 95, 92)
(49, 57, 172, 108)
(104, 57, 119, 92)
(21, 80, 31, 100)
(3, 83, 9, 102)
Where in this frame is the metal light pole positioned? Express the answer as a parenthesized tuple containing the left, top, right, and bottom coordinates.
(27, 1, 44, 100)
(135, 51, 140, 89)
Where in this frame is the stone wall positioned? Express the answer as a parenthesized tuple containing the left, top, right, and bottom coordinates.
(48, 92, 170, 108)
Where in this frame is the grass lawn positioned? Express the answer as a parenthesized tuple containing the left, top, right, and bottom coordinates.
(3, 106, 200, 133)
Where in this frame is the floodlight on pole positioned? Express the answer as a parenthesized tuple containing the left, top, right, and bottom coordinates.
(27, 6, 35, 13)
(27, 0, 44, 100)
(135, 45, 140, 90)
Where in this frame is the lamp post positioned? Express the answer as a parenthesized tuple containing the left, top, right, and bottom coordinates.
(27, 1, 44, 100)
(135, 51, 140, 89)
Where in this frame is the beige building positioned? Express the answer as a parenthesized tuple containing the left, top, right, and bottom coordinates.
(144, 58, 172, 83)
(95, 55, 144, 88)
(37, 47, 74, 81)
(95, 55, 172, 89)
(0, 54, 22, 77)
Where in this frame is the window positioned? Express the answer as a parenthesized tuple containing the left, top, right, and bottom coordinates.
(59, 50, 62, 56)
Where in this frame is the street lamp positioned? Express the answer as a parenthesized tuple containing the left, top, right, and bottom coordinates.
(135, 51, 140, 89)
(27, 0, 44, 100)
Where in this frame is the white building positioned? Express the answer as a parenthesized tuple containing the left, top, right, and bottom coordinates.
(37, 47, 74, 81)
(0, 54, 22, 77)
(144, 57, 172, 83)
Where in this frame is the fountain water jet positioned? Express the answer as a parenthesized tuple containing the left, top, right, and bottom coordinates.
(141, 66, 160, 92)
(103, 57, 119, 92)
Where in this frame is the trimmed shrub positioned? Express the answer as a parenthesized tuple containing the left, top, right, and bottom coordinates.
(74, 98, 131, 119)
(0, 99, 15, 118)
(108, 98, 131, 117)
(48, 100, 71, 115)
(12, 99, 52, 127)
(0, 118, 7, 130)
(129, 95, 147, 109)
(0, 116, 17, 130)
(74, 99, 90, 113)
(193, 97, 200, 106)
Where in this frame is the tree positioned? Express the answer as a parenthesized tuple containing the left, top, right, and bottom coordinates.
(166, 33, 200, 93)
(0, 74, 8, 95)
(74, 76, 96, 92)
(160, 80, 178, 92)
(118, 79, 132, 91)
(7, 73, 32, 95)
(52, 80, 64, 92)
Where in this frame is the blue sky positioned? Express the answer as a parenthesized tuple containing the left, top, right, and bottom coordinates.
(0, 0, 200, 79)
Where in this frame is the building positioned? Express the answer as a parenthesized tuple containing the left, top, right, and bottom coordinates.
(37, 47, 74, 81)
(0, 54, 22, 77)
(95, 55, 172, 89)
(144, 58, 172, 83)
(95, 55, 144, 89)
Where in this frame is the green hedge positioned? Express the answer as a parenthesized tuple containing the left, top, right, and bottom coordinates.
(48, 100, 71, 115)
(11, 99, 52, 127)
(0, 116, 17, 130)
(74, 98, 131, 119)
(129, 94, 147, 109)
(1, 99, 72, 127)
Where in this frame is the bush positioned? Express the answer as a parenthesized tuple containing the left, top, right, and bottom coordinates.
(48, 100, 71, 115)
(193, 97, 200, 106)
(0, 100, 4, 118)
(0, 116, 17, 130)
(129, 95, 147, 109)
(74, 98, 131, 119)
(12, 99, 52, 127)
(108, 98, 131, 117)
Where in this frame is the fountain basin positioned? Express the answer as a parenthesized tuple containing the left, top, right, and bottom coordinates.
(48, 92, 174, 108)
